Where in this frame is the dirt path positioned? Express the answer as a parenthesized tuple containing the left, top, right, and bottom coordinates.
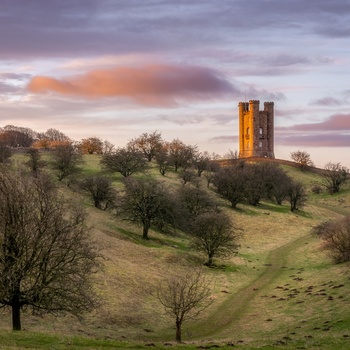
(192, 233, 312, 339)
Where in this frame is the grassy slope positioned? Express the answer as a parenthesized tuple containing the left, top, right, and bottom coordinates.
(1, 154, 350, 350)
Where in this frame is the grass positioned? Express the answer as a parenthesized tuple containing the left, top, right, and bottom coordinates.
(2, 154, 350, 349)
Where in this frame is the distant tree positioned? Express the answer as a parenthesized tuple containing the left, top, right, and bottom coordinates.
(102, 140, 114, 154)
(213, 162, 247, 208)
(127, 130, 163, 162)
(25, 147, 46, 174)
(155, 144, 171, 176)
(203, 161, 220, 188)
(0, 142, 12, 164)
(118, 177, 171, 239)
(179, 169, 197, 186)
(79, 137, 103, 155)
(43, 128, 70, 142)
(322, 162, 349, 195)
(156, 268, 212, 343)
(223, 149, 239, 160)
(313, 216, 350, 263)
(175, 184, 217, 232)
(269, 168, 291, 205)
(168, 139, 197, 172)
(193, 151, 211, 177)
(80, 175, 116, 210)
(50, 142, 84, 181)
(290, 150, 314, 170)
(0, 169, 100, 331)
(0, 125, 36, 148)
(100, 147, 146, 177)
(287, 180, 307, 212)
(191, 212, 241, 266)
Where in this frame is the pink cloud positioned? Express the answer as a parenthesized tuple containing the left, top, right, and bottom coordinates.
(276, 134, 350, 147)
(276, 114, 350, 132)
(27, 64, 236, 107)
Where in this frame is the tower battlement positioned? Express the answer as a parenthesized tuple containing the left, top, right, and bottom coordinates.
(238, 100, 275, 159)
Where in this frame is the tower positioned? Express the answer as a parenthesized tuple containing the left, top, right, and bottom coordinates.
(238, 100, 275, 159)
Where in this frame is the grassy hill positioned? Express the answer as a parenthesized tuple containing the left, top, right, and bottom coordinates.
(1, 154, 350, 350)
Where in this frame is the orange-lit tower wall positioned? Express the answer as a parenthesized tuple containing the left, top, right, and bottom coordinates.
(238, 100, 275, 159)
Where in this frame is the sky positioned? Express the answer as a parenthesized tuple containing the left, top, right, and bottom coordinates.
(1, 0, 350, 168)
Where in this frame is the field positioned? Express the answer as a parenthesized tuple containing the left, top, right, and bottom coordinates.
(0, 154, 349, 350)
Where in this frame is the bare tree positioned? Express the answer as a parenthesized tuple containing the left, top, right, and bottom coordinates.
(313, 217, 350, 263)
(0, 142, 12, 164)
(168, 139, 197, 172)
(127, 130, 163, 162)
(50, 142, 84, 181)
(80, 174, 116, 210)
(290, 150, 314, 170)
(0, 169, 100, 331)
(190, 212, 241, 266)
(287, 180, 307, 212)
(25, 147, 46, 174)
(155, 144, 171, 176)
(118, 177, 171, 239)
(193, 151, 211, 177)
(322, 162, 349, 194)
(156, 268, 212, 342)
(100, 147, 146, 177)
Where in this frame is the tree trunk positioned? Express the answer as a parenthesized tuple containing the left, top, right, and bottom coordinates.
(12, 287, 21, 331)
(175, 319, 182, 343)
(142, 225, 150, 240)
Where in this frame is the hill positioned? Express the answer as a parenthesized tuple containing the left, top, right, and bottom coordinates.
(0, 155, 350, 350)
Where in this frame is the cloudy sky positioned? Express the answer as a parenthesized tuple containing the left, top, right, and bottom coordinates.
(1, 0, 350, 168)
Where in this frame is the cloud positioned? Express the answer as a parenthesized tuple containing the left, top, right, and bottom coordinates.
(310, 97, 342, 106)
(27, 64, 237, 106)
(276, 133, 350, 147)
(276, 114, 350, 132)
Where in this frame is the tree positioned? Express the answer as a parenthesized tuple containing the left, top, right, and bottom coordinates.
(127, 131, 163, 162)
(0, 142, 12, 164)
(0, 169, 100, 331)
(50, 142, 84, 181)
(179, 169, 197, 186)
(313, 216, 350, 263)
(190, 212, 241, 266)
(203, 161, 220, 188)
(79, 137, 103, 155)
(213, 162, 247, 208)
(100, 147, 146, 177)
(290, 150, 314, 170)
(0, 125, 36, 148)
(322, 162, 349, 194)
(155, 144, 171, 176)
(156, 268, 212, 343)
(118, 177, 171, 239)
(168, 139, 197, 172)
(287, 180, 307, 212)
(193, 152, 211, 177)
(80, 174, 116, 210)
(25, 147, 46, 174)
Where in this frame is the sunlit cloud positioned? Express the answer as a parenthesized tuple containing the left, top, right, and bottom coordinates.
(28, 64, 237, 107)
(276, 133, 350, 147)
(310, 97, 342, 106)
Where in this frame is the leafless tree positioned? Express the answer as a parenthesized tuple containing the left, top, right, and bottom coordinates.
(290, 150, 314, 171)
(50, 142, 84, 181)
(25, 147, 46, 174)
(193, 151, 211, 177)
(190, 212, 241, 266)
(0, 142, 12, 164)
(322, 162, 349, 194)
(156, 268, 212, 343)
(100, 147, 146, 177)
(313, 216, 350, 263)
(0, 169, 100, 331)
(127, 130, 163, 162)
(80, 174, 116, 210)
(168, 139, 197, 172)
(287, 180, 307, 212)
(118, 177, 171, 239)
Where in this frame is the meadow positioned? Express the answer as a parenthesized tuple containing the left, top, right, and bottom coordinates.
(0, 154, 349, 350)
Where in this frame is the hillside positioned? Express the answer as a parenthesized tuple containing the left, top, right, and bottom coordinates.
(0, 154, 350, 350)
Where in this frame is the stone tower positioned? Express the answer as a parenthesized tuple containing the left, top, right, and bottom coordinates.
(238, 100, 275, 159)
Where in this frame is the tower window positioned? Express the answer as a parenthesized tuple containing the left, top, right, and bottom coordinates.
(247, 127, 250, 135)
(259, 127, 263, 135)
(259, 141, 262, 148)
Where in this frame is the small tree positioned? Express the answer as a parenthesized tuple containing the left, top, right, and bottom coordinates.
(193, 152, 211, 177)
(322, 162, 349, 194)
(168, 139, 197, 172)
(156, 268, 212, 343)
(0, 142, 12, 164)
(191, 212, 241, 266)
(79, 137, 104, 155)
(0, 169, 100, 331)
(127, 130, 163, 162)
(287, 180, 307, 212)
(100, 147, 146, 177)
(155, 144, 171, 176)
(290, 150, 314, 171)
(313, 217, 350, 263)
(118, 177, 171, 239)
(50, 142, 84, 181)
(80, 174, 116, 210)
(25, 147, 46, 174)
